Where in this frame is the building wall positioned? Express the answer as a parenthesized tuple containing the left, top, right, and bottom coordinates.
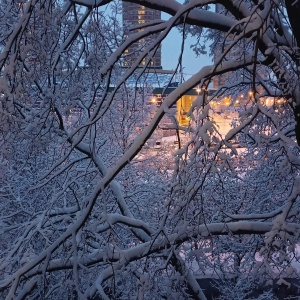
(177, 95, 197, 127)
(122, 3, 162, 68)
(151, 87, 216, 127)
(213, 4, 234, 89)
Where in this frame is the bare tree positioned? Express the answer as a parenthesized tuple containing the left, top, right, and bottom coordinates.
(0, 0, 300, 299)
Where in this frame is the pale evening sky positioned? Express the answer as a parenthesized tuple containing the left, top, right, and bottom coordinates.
(161, 6, 213, 78)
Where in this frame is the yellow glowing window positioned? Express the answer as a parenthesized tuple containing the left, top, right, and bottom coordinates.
(138, 20, 145, 24)
(138, 10, 145, 14)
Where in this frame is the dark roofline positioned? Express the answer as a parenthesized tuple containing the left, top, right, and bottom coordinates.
(152, 87, 216, 96)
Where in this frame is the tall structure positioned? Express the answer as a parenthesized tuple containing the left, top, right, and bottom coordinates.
(213, 4, 235, 89)
(212, 4, 266, 106)
(122, 3, 162, 68)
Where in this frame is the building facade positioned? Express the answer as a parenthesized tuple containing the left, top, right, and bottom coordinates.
(151, 87, 216, 127)
(122, 3, 162, 68)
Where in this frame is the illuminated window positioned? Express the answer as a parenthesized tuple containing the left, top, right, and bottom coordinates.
(138, 10, 145, 14)
(138, 20, 145, 24)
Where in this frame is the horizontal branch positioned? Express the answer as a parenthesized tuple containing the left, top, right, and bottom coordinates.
(20, 220, 283, 278)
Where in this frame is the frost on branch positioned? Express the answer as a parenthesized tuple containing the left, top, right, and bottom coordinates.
(0, 0, 300, 299)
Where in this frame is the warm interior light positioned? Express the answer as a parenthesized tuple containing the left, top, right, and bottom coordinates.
(151, 97, 157, 103)
(276, 98, 284, 104)
(196, 86, 201, 94)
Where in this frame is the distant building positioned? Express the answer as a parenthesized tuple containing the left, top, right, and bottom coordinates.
(122, 3, 162, 68)
(212, 4, 268, 100)
(151, 87, 216, 127)
(212, 4, 237, 89)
